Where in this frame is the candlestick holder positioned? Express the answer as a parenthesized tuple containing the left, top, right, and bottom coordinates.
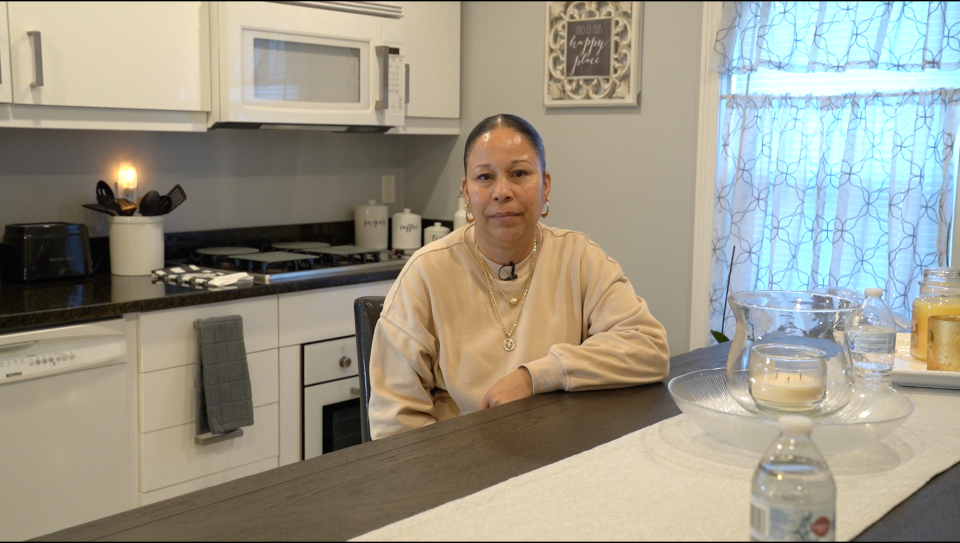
(726, 291, 857, 418)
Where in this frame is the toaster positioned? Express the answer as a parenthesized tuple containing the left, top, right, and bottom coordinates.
(1, 223, 93, 282)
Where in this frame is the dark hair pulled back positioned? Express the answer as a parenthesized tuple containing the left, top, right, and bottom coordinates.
(463, 114, 546, 173)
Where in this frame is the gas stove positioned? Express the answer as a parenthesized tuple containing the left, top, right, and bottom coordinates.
(171, 243, 409, 284)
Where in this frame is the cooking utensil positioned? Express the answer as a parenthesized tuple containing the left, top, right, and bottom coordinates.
(96, 180, 122, 215)
(82, 203, 119, 216)
(158, 195, 172, 215)
(165, 184, 187, 213)
(138, 190, 161, 216)
(115, 198, 138, 216)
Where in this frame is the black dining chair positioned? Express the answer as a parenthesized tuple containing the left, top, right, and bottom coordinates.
(353, 296, 385, 443)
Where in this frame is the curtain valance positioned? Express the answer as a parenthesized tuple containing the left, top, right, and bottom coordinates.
(713, 1, 960, 74)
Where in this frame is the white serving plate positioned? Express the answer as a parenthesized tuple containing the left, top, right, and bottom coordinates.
(891, 333, 960, 389)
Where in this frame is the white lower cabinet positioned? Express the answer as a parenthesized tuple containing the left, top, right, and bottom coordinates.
(135, 280, 395, 504)
(140, 403, 279, 493)
(136, 296, 280, 505)
(136, 281, 393, 505)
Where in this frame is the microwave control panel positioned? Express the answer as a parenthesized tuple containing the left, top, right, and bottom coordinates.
(388, 55, 405, 113)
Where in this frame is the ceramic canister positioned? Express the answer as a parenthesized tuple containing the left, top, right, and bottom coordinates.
(392, 208, 422, 250)
(424, 222, 451, 243)
(355, 200, 388, 249)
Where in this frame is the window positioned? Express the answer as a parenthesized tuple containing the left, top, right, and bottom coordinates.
(705, 2, 960, 341)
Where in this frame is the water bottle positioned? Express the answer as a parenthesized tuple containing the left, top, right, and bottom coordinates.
(847, 288, 897, 385)
(750, 415, 836, 542)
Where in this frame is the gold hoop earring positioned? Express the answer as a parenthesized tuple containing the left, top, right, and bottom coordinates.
(465, 202, 475, 223)
(541, 197, 550, 218)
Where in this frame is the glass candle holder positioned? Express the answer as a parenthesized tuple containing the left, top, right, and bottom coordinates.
(749, 344, 827, 414)
(726, 291, 857, 418)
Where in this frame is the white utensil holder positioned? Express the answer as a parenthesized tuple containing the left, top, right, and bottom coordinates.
(109, 216, 164, 276)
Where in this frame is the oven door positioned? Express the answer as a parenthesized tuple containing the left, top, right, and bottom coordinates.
(304, 375, 363, 459)
(216, 1, 404, 127)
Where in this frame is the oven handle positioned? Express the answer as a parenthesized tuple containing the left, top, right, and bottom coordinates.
(374, 45, 389, 110)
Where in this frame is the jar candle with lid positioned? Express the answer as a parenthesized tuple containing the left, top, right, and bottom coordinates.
(911, 268, 960, 361)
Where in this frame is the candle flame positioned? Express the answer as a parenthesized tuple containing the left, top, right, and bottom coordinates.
(118, 164, 138, 190)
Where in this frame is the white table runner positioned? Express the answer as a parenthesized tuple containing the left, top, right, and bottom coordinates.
(354, 388, 960, 541)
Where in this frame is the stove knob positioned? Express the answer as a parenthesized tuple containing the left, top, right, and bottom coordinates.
(339, 356, 352, 368)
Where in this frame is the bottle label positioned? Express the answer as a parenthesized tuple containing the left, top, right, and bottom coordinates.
(750, 498, 835, 541)
(848, 330, 896, 354)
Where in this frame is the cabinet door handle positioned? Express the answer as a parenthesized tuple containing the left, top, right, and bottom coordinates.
(194, 429, 244, 446)
(27, 31, 44, 87)
(374, 45, 389, 110)
(404, 63, 410, 104)
(350, 387, 361, 397)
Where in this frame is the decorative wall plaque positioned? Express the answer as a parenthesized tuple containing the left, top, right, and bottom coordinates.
(544, 1, 643, 108)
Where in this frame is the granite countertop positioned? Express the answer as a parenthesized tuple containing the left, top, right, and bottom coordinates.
(0, 264, 404, 333)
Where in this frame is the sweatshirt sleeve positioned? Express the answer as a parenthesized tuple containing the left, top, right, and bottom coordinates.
(367, 316, 439, 440)
(523, 243, 670, 393)
(367, 264, 445, 440)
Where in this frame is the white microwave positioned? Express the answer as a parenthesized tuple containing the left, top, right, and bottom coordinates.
(209, 1, 405, 131)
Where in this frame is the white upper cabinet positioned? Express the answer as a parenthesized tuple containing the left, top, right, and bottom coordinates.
(392, 1, 460, 134)
(0, 3, 11, 104)
(7, 2, 210, 111)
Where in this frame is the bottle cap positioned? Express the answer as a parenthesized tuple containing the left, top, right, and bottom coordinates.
(368, 200, 376, 205)
(864, 288, 883, 298)
(404, 208, 411, 213)
(777, 415, 813, 436)
(434, 222, 441, 226)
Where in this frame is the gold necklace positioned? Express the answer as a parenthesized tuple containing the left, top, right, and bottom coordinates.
(489, 265, 526, 305)
(473, 227, 540, 351)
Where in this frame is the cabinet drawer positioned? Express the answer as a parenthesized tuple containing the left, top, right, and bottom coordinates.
(279, 281, 392, 346)
(140, 402, 278, 493)
(139, 457, 278, 506)
(139, 349, 279, 433)
(304, 337, 358, 386)
(139, 297, 278, 373)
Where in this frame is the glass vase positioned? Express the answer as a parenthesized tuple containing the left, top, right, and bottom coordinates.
(725, 291, 857, 418)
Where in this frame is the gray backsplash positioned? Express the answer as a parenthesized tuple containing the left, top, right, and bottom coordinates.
(0, 127, 406, 238)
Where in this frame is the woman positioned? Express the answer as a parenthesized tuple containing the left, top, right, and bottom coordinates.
(368, 114, 670, 439)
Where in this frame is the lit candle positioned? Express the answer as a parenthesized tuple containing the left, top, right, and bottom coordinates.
(118, 164, 138, 201)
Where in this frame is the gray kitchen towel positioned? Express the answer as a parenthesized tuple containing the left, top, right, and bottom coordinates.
(195, 315, 254, 435)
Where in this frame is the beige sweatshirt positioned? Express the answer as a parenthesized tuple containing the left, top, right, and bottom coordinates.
(368, 224, 670, 440)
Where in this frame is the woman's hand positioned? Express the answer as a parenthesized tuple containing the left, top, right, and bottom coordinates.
(478, 367, 533, 411)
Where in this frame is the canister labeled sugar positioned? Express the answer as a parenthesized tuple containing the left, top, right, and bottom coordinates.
(928, 315, 960, 372)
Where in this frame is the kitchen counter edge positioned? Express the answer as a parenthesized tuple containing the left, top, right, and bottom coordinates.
(0, 265, 403, 333)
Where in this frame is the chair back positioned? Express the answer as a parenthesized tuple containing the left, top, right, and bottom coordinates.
(353, 296, 385, 442)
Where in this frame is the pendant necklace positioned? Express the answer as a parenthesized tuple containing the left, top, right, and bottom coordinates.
(473, 225, 541, 351)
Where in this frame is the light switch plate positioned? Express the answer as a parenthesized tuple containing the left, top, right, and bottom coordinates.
(382, 175, 396, 204)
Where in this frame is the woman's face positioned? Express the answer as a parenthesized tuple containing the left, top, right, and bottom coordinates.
(461, 128, 551, 252)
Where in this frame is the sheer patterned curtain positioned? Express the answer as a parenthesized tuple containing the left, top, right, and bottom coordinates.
(714, 1, 960, 73)
(706, 2, 960, 343)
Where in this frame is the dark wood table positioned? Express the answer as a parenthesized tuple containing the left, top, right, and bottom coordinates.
(45, 344, 960, 541)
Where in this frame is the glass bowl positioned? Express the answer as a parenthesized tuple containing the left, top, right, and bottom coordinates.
(668, 368, 914, 455)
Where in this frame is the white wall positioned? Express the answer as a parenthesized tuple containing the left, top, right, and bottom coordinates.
(0, 128, 405, 238)
(403, 1, 705, 354)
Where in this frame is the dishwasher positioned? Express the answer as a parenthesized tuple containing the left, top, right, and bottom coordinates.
(0, 318, 135, 541)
